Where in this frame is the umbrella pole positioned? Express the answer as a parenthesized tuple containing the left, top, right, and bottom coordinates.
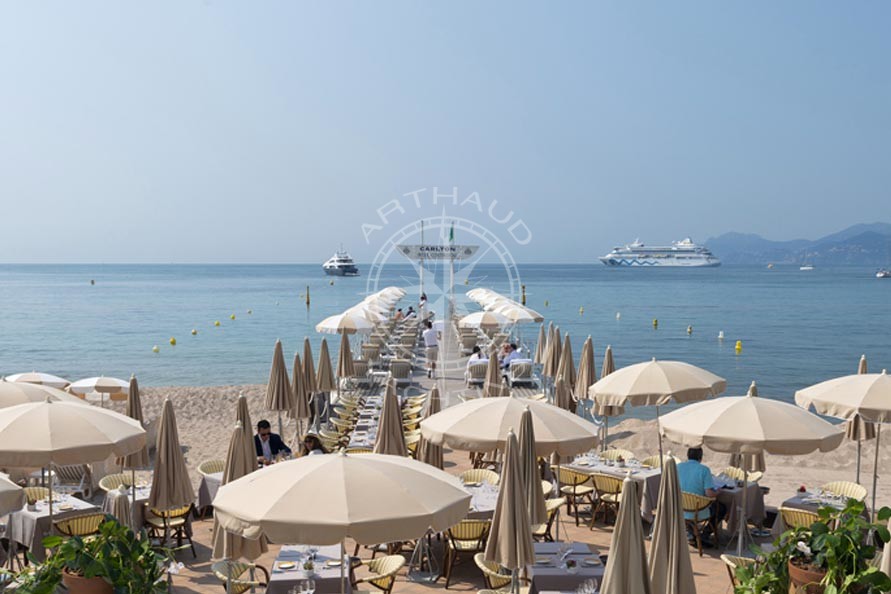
(511, 568, 519, 594)
(602, 417, 608, 453)
(856, 438, 862, 484)
(277, 411, 283, 439)
(656, 405, 664, 474)
(48, 462, 54, 534)
(341, 539, 346, 594)
(872, 424, 881, 522)
(737, 460, 748, 557)
(131, 469, 137, 520)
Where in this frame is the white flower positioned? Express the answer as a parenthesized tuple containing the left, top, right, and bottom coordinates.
(796, 541, 812, 556)
(167, 561, 185, 575)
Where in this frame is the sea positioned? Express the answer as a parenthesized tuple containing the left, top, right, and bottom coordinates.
(0, 264, 888, 418)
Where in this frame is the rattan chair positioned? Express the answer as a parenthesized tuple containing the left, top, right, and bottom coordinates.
(640, 454, 680, 469)
(682, 491, 717, 557)
(723, 466, 764, 484)
(23, 486, 50, 501)
(556, 467, 594, 526)
(525, 392, 547, 402)
(460, 469, 500, 486)
(330, 417, 355, 434)
(820, 480, 867, 502)
(145, 504, 196, 557)
(474, 553, 511, 590)
(599, 449, 635, 462)
(444, 520, 490, 587)
(346, 447, 374, 454)
(531, 498, 565, 542)
(540, 480, 553, 498)
(198, 459, 226, 477)
(720, 554, 755, 588)
(780, 506, 820, 530)
(54, 512, 106, 538)
(98, 472, 128, 493)
(211, 560, 269, 594)
(590, 473, 624, 526)
(353, 554, 406, 594)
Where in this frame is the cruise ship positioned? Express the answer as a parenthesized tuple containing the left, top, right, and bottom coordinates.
(322, 248, 359, 276)
(599, 238, 721, 267)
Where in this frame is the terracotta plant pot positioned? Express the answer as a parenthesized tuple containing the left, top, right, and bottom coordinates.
(788, 559, 826, 594)
(61, 570, 113, 594)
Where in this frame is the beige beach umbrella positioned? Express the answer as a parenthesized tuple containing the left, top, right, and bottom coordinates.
(315, 312, 375, 335)
(5, 372, 70, 389)
(554, 377, 574, 413)
(574, 336, 596, 402)
(148, 398, 195, 511)
(485, 430, 534, 594)
(590, 358, 726, 465)
(303, 338, 318, 427)
(373, 380, 408, 457)
(459, 310, 511, 330)
(212, 422, 268, 561)
(601, 344, 616, 378)
(289, 353, 311, 437)
(727, 383, 767, 473)
(0, 381, 84, 408)
(533, 325, 546, 366)
(235, 394, 258, 473)
(316, 338, 336, 393)
(596, 345, 624, 450)
(600, 477, 652, 594)
(484, 355, 509, 398)
(116, 376, 150, 470)
(69, 375, 129, 407)
(847, 414, 876, 485)
(647, 457, 695, 594)
(337, 332, 355, 383)
(795, 368, 891, 518)
(416, 386, 444, 469)
(659, 385, 844, 554)
(265, 340, 295, 436)
(0, 473, 24, 517)
(488, 302, 544, 324)
(556, 334, 576, 392)
(346, 305, 387, 324)
(420, 396, 599, 457)
(517, 407, 547, 526)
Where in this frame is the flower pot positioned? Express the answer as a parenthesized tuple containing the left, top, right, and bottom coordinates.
(788, 559, 826, 594)
(62, 570, 113, 594)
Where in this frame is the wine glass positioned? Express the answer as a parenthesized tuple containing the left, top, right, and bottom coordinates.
(306, 578, 316, 594)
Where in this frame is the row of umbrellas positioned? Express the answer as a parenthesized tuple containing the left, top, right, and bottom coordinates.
(2, 374, 132, 406)
(315, 286, 406, 335)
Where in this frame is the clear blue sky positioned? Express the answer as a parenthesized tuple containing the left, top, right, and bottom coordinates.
(1, 2, 888, 263)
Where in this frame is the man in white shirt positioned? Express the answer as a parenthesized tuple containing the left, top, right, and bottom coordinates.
(422, 320, 439, 378)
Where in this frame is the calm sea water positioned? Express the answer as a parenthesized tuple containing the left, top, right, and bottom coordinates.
(0, 264, 888, 416)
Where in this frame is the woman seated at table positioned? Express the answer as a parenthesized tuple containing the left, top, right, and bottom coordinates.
(301, 433, 329, 457)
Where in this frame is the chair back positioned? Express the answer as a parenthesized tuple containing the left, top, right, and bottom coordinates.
(473, 553, 512, 590)
(55, 464, 89, 484)
(98, 473, 128, 493)
(351, 359, 369, 379)
(149, 504, 192, 520)
(780, 506, 820, 530)
(211, 561, 263, 594)
(461, 468, 500, 486)
(640, 454, 679, 469)
(600, 448, 635, 462)
(556, 467, 590, 489)
(54, 512, 105, 537)
(448, 519, 490, 545)
(723, 466, 764, 483)
(345, 447, 373, 454)
(720, 554, 755, 587)
(361, 344, 381, 363)
(820, 480, 867, 502)
(509, 360, 533, 379)
(467, 362, 488, 382)
(198, 459, 225, 477)
(366, 554, 406, 592)
(23, 486, 50, 501)
(389, 359, 412, 380)
(681, 491, 713, 520)
(591, 473, 623, 497)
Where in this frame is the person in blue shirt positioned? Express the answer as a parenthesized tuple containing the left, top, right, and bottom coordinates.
(676, 447, 725, 544)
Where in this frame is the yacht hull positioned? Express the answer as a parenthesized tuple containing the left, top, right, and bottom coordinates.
(599, 257, 721, 267)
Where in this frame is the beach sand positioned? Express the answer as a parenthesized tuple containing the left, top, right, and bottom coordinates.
(100, 384, 891, 594)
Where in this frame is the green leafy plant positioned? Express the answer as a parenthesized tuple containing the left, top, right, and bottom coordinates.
(16, 515, 175, 594)
(735, 500, 891, 594)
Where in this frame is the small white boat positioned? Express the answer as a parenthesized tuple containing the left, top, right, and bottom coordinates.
(323, 247, 359, 276)
(800, 265, 815, 271)
(877, 269, 891, 279)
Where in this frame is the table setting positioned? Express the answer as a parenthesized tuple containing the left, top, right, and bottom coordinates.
(526, 541, 603, 594)
(267, 544, 351, 594)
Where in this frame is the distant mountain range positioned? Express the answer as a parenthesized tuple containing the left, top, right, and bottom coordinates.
(705, 223, 891, 266)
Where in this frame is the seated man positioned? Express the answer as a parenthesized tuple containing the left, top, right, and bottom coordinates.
(500, 343, 520, 370)
(677, 447, 726, 541)
(254, 419, 292, 466)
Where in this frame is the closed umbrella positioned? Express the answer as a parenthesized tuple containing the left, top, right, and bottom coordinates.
(265, 340, 295, 436)
(575, 336, 596, 402)
(517, 407, 547, 526)
(337, 333, 355, 385)
(485, 355, 509, 398)
(847, 355, 876, 485)
(647, 457, 695, 594)
(212, 422, 268, 561)
(597, 345, 624, 451)
(554, 377, 574, 413)
(315, 312, 375, 335)
(0, 382, 84, 408)
(116, 376, 150, 511)
(289, 353, 311, 438)
(148, 398, 194, 511)
(600, 477, 652, 594)
(533, 325, 546, 366)
(69, 376, 129, 407)
(235, 394, 258, 473)
(317, 338, 336, 393)
(303, 338, 318, 427)
(556, 334, 576, 393)
(484, 430, 534, 594)
(5, 372, 69, 389)
(590, 359, 726, 467)
(421, 397, 599, 457)
(374, 380, 408, 457)
(660, 385, 844, 554)
(416, 386, 444, 469)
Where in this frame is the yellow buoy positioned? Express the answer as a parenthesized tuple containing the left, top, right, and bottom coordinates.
(687, 325, 693, 335)
(214, 320, 221, 327)
(653, 318, 658, 329)
(191, 329, 197, 336)
(735, 340, 743, 354)
(579, 306, 584, 316)
(230, 313, 236, 320)
(152, 345, 160, 353)
(169, 337, 177, 346)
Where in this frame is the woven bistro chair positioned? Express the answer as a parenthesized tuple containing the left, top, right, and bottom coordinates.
(682, 491, 717, 557)
(444, 520, 490, 587)
(540, 480, 554, 498)
(531, 498, 565, 542)
(720, 554, 755, 588)
(345, 447, 374, 454)
(198, 459, 226, 477)
(23, 486, 50, 501)
(473, 554, 530, 592)
(98, 473, 128, 493)
(723, 466, 764, 484)
(460, 469, 500, 486)
(556, 467, 595, 526)
(590, 473, 624, 526)
(211, 560, 270, 594)
(820, 480, 867, 502)
(640, 454, 681, 469)
(599, 449, 635, 462)
(54, 511, 106, 538)
(353, 554, 406, 594)
(780, 506, 821, 530)
(145, 504, 196, 557)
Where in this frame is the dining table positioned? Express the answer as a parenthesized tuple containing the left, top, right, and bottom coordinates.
(267, 544, 352, 594)
(7, 495, 98, 562)
(565, 455, 662, 520)
(526, 541, 604, 594)
(464, 483, 499, 519)
(771, 491, 849, 535)
(101, 483, 153, 530)
(198, 471, 223, 511)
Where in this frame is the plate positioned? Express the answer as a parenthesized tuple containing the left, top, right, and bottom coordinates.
(326, 560, 342, 567)
(464, 482, 481, 487)
(534, 556, 551, 565)
(582, 558, 599, 566)
(58, 504, 74, 511)
(278, 562, 296, 570)
(574, 460, 590, 466)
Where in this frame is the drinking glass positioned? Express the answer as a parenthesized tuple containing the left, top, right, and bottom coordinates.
(306, 579, 316, 594)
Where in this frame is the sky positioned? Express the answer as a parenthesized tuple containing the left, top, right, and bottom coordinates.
(1, 2, 889, 263)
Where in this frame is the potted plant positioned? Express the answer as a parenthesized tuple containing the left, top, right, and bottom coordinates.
(302, 559, 315, 578)
(735, 499, 891, 594)
(16, 515, 175, 594)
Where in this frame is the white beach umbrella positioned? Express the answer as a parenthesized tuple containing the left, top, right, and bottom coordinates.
(487, 302, 544, 324)
(316, 312, 375, 335)
(5, 372, 70, 389)
(69, 376, 130, 407)
(659, 386, 844, 554)
(0, 473, 24, 517)
(346, 305, 387, 324)
(458, 311, 511, 330)
(0, 382, 84, 408)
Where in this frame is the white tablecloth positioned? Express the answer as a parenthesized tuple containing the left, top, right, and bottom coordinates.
(7, 496, 98, 561)
(198, 472, 223, 510)
(526, 542, 603, 594)
(565, 458, 662, 519)
(267, 544, 351, 594)
(102, 485, 152, 530)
